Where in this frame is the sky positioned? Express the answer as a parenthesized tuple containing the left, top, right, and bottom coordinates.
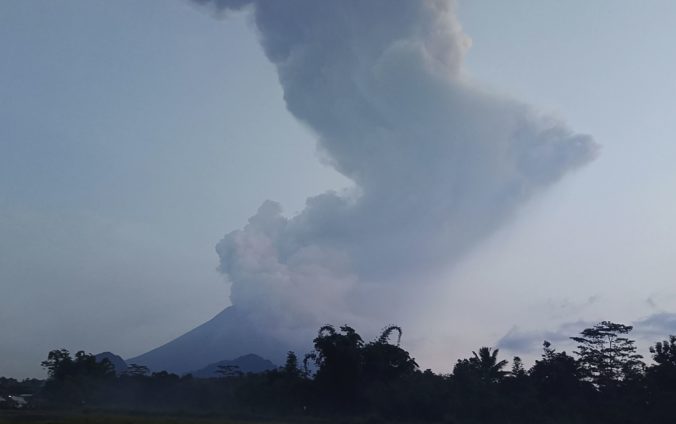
(1, 0, 676, 378)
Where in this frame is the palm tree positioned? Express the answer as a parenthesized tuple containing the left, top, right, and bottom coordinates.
(471, 347, 508, 383)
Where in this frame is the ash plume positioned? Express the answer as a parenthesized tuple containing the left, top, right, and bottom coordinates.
(199, 0, 598, 346)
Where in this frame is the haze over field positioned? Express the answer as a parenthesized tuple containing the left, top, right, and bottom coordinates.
(2, 0, 676, 377)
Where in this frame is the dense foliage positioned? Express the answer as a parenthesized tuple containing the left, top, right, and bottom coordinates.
(5, 321, 676, 423)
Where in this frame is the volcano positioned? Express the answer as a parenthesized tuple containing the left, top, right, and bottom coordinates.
(127, 306, 289, 374)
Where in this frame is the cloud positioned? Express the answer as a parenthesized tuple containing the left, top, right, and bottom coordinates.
(634, 313, 676, 338)
(497, 320, 592, 355)
(498, 313, 676, 360)
(198, 0, 598, 342)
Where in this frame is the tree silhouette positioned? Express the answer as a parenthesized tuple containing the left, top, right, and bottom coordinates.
(362, 326, 418, 382)
(530, 341, 585, 398)
(511, 356, 527, 379)
(41, 349, 74, 381)
(647, 335, 676, 392)
(41, 350, 113, 381)
(41, 349, 114, 404)
(453, 347, 508, 385)
(650, 335, 676, 366)
(376, 325, 402, 346)
(311, 325, 364, 403)
(473, 347, 508, 383)
(125, 364, 149, 377)
(28, 323, 676, 422)
(571, 321, 644, 388)
(283, 351, 301, 378)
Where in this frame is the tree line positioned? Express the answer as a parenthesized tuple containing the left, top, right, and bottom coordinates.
(8, 320, 676, 423)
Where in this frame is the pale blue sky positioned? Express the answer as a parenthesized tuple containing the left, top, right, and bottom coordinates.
(1, 0, 346, 377)
(1, 0, 676, 377)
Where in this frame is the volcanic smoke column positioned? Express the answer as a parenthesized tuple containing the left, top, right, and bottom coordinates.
(203, 0, 598, 344)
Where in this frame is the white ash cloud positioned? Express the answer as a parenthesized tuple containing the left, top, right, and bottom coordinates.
(201, 0, 598, 341)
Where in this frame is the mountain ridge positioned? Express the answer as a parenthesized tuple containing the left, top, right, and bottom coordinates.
(127, 306, 289, 374)
(190, 353, 277, 378)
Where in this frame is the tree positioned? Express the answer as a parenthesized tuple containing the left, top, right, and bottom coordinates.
(283, 351, 302, 378)
(125, 364, 150, 377)
(41, 349, 115, 404)
(647, 335, 676, 391)
(571, 321, 644, 388)
(511, 356, 527, 379)
(376, 325, 402, 345)
(473, 347, 509, 383)
(362, 326, 418, 382)
(650, 335, 676, 367)
(530, 341, 584, 397)
(453, 347, 508, 385)
(311, 325, 365, 403)
(41, 349, 74, 381)
(41, 350, 113, 381)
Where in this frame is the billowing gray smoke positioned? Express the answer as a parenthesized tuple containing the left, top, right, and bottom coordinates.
(201, 0, 598, 347)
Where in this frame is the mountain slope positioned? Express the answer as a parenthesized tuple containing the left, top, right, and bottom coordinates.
(95, 352, 128, 375)
(190, 353, 277, 378)
(127, 306, 289, 374)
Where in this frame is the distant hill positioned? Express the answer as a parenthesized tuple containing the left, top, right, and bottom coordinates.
(126, 306, 290, 374)
(190, 354, 277, 378)
(95, 352, 128, 375)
